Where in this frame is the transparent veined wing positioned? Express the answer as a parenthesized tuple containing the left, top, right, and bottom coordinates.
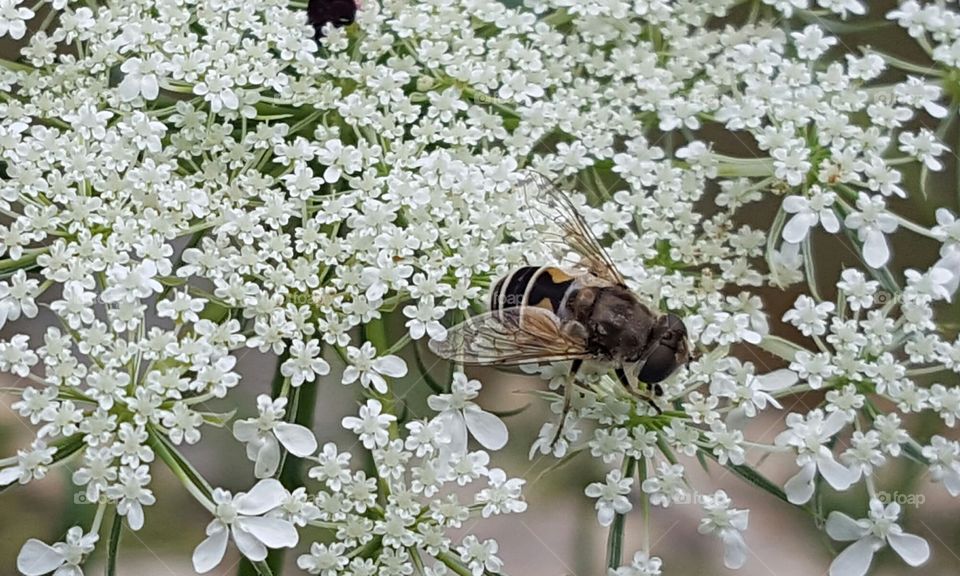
(428, 307, 592, 365)
(520, 172, 628, 288)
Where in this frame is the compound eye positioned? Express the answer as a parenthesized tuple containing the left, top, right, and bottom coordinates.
(638, 344, 678, 384)
(657, 313, 687, 347)
(666, 313, 687, 336)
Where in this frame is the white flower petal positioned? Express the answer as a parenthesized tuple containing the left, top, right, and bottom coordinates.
(192, 527, 229, 574)
(365, 372, 388, 394)
(323, 165, 341, 184)
(233, 420, 260, 443)
(117, 77, 142, 102)
(817, 450, 857, 491)
(829, 536, 879, 576)
(373, 355, 408, 378)
(862, 229, 890, 268)
(782, 196, 808, 213)
(783, 212, 817, 243)
(125, 501, 144, 531)
(784, 462, 816, 505)
(597, 505, 615, 527)
(17, 539, 64, 576)
(888, 532, 930, 567)
(54, 565, 83, 576)
(463, 405, 508, 451)
(235, 478, 287, 515)
(232, 526, 267, 562)
(0, 466, 21, 485)
(821, 210, 840, 233)
(758, 368, 798, 392)
(435, 411, 468, 455)
(254, 437, 281, 479)
(141, 75, 159, 100)
(944, 470, 960, 497)
(341, 366, 360, 385)
(721, 529, 748, 570)
(236, 516, 299, 549)
(274, 422, 318, 458)
(823, 411, 849, 437)
(826, 512, 869, 542)
(925, 101, 948, 119)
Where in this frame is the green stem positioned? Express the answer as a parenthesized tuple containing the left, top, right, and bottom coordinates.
(106, 509, 122, 576)
(245, 350, 316, 576)
(435, 551, 473, 576)
(606, 458, 637, 570)
(147, 427, 214, 508)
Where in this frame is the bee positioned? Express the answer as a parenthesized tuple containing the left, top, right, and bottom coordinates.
(429, 174, 693, 444)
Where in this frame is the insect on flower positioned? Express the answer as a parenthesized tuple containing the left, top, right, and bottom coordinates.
(307, 0, 360, 39)
(429, 174, 695, 445)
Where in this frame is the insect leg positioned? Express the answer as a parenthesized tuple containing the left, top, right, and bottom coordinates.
(549, 358, 582, 448)
(615, 366, 662, 415)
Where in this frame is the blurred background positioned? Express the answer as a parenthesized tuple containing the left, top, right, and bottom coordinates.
(3, 0, 960, 575)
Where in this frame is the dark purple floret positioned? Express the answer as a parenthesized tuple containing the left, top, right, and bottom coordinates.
(307, 0, 358, 39)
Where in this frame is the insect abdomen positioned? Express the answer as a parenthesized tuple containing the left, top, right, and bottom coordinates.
(491, 266, 576, 316)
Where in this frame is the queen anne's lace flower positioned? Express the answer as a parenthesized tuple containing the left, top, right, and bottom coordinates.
(233, 395, 319, 478)
(585, 469, 634, 527)
(826, 499, 930, 576)
(2, 0, 960, 574)
(342, 342, 408, 394)
(698, 490, 750, 570)
(427, 373, 508, 453)
(192, 479, 299, 574)
(776, 410, 858, 504)
(17, 527, 98, 576)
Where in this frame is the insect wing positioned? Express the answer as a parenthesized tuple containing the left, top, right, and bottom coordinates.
(521, 173, 628, 287)
(428, 307, 591, 365)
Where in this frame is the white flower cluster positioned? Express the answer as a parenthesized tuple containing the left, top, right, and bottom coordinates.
(299, 395, 523, 576)
(0, 0, 958, 575)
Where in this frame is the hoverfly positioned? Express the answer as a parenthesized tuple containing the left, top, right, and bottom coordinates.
(307, 0, 359, 40)
(429, 174, 693, 444)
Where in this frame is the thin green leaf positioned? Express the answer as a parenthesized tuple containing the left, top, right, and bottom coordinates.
(250, 561, 275, 576)
(199, 409, 236, 428)
(801, 236, 822, 302)
(766, 207, 788, 288)
(919, 160, 931, 201)
(605, 458, 637, 571)
(435, 551, 474, 576)
(532, 446, 585, 485)
(655, 436, 679, 465)
(157, 276, 187, 287)
(606, 510, 627, 571)
(106, 509, 122, 576)
(0, 57, 34, 72)
(0, 251, 42, 278)
(864, 49, 944, 76)
(696, 449, 711, 476)
(147, 426, 213, 500)
(709, 452, 792, 506)
(757, 335, 804, 363)
(901, 438, 931, 467)
(797, 13, 894, 34)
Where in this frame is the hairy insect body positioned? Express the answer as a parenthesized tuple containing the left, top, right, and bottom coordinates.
(429, 174, 694, 436)
(570, 285, 658, 364)
(491, 266, 664, 368)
